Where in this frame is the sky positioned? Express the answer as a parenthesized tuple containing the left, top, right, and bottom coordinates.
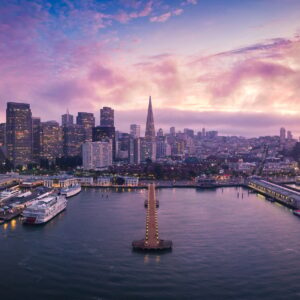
(1, 0, 300, 137)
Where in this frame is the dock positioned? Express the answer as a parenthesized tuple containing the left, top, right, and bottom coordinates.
(248, 178, 300, 209)
(132, 183, 172, 251)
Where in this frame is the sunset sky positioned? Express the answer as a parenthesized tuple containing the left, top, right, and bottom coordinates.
(1, 0, 300, 136)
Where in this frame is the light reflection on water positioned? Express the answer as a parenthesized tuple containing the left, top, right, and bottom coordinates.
(0, 187, 300, 300)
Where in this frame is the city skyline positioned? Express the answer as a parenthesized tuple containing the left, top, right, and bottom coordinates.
(1, 0, 300, 136)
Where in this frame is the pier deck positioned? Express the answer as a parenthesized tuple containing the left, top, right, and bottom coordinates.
(132, 184, 172, 251)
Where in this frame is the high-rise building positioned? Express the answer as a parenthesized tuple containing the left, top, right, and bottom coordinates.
(157, 128, 164, 137)
(62, 110, 74, 127)
(142, 96, 156, 162)
(280, 127, 286, 144)
(100, 107, 114, 127)
(170, 127, 176, 136)
(287, 130, 293, 141)
(32, 117, 41, 163)
(130, 124, 140, 139)
(93, 126, 116, 160)
(82, 141, 112, 170)
(184, 128, 194, 139)
(145, 96, 155, 141)
(41, 121, 63, 161)
(0, 123, 6, 147)
(76, 112, 95, 142)
(6, 102, 33, 167)
(63, 125, 85, 157)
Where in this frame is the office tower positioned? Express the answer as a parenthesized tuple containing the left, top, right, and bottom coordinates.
(141, 96, 156, 162)
(170, 127, 175, 136)
(62, 110, 74, 127)
(145, 96, 155, 141)
(280, 127, 286, 144)
(116, 132, 129, 160)
(140, 138, 156, 162)
(157, 128, 164, 137)
(130, 124, 141, 139)
(41, 121, 63, 162)
(206, 131, 218, 139)
(128, 137, 135, 164)
(100, 107, 114, 127)
(0, 123, 6, 147)
(134, 138, 141, 164)
(32, 117, 41, 163)
(6, 102, 33, 167)
(202, 127, 206, 138)
(63, 125, 85, 157)
(76, 112, 95, 142)
(82, 141, 112, 170)
(287, 130, 293, 140)
(184, 128, 194, 139)
(93, 126, 116, 160)
(156, 137, 171, 159)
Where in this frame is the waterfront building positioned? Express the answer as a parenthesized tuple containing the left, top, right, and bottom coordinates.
(76, 112, 95, 142)
(41, 121, 63, 162)
(44, 176, 78, 188)
(122, 176, 139, 186)
(82, 140, 113, 170)
(96, 176, 112, 186)
(32, 117, 41, 163)
(100, 107, 114, 127)
(130, 124, 140, 139)
(76, 177, 94, 185)
(62, 110, 74, 127)
(6, 102, 33, 167)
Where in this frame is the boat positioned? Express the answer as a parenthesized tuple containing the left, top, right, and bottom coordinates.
(293, 210, 300, 217)
(0, 189, 21, 203)
(61, 184, 81, 198)
(22, 195, 67, 224)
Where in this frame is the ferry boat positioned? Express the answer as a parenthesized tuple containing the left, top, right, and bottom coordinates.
(293, 210, 300, 217)
(61, 184, 81, 198)
(22, 195, 67, 224)
(0, 189, 21, 203)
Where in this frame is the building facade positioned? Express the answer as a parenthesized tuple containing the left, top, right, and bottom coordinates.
(82, 140, 113, 170)
(6, 102, 33, 167)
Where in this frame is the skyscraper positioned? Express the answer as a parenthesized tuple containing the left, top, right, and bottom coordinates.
(141, 96, 156, 162)
(76, 112, 95, 142)
(93, 126, 116, 160)
(41, 121, 63, 162)
(63, 125, 85, 157)
(32, 117, 41, 163)
(62, 110, 74, 127)
(130, 124, 141, 139)
(6, 102, 33, 167)
(145, 96, 155, 141)
(100, 107, 114, 127)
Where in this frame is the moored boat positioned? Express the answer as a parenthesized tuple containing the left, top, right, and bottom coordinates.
(22, 195, 67, 224)
(61, 184, 81, 198)
(293, 210, 300, 217)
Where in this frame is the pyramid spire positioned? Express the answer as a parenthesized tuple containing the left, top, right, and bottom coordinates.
(145, 96, 155, 141)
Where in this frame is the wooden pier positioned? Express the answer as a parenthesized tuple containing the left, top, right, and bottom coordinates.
(132, 184, 172, 251)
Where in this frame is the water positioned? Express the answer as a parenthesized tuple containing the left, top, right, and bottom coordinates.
(1, 187, 300, 300)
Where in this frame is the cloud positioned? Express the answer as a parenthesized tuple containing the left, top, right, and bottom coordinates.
(150, 8, 184, 23)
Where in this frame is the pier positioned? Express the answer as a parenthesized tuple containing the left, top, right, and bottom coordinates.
(132, 184, 172, 251)
(248, 178, 300, 209)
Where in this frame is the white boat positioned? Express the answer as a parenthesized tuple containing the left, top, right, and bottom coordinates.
(0, 189, 21, 202)
(293, 210, 300, 217)
(61, 184, 81, 198)
(22, 195, 67, 224)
